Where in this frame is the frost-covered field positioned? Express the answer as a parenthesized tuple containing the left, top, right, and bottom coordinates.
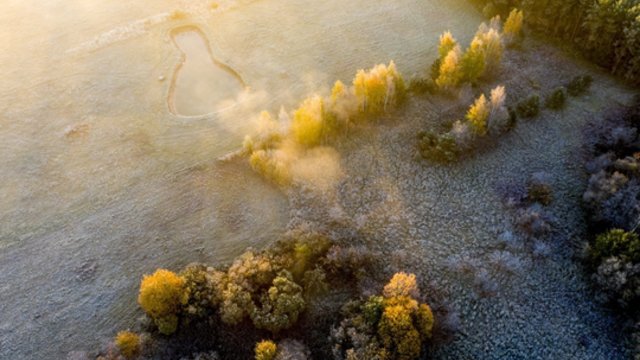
(0, 0, 636, 358)
(287, 41, 638, 358)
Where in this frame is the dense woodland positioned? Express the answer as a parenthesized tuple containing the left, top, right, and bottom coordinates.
(471, 0, 640, 84)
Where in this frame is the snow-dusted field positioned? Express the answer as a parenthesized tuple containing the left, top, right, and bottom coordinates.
(0, 0, 636, 358)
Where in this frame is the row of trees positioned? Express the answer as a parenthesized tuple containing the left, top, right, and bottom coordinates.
(473, 0, 640, 85)
(243, 61, 406, 186)
(429, 9, 522, 92)
(580, 98, 640, 357)
(419, 72, 593, 163)
(419, 85, 511, 162)
(103, 234, 438, 360)
(242, 12, 526, 186)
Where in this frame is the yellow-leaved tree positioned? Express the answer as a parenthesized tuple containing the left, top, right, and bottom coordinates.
(376, 273, 435, 360)
(475, 26, 503, 75)
(438, 31, 458, 61)
(291, 95, 325, 146)
(504, 8, 524, 46)
(115, 331, 141, 359)
(461, 37, 487, 83)
(436, 46, 463, 90)
(138, 269, 189, 335)
(466, 93, 490, 135)
(353, 61, 405, 114)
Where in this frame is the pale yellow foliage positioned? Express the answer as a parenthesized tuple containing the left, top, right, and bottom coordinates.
(243, 111, 283, 154)
(383, 272, 419, 299)
(249, 148, 293, 186)
(329, 80, 358, 127)
(490, 85, 506, 110)
(436, 46, 463, 90)
(504, 9, 524, 44)
(488, 85, 508, 133)
(438, 31, 458, 60)
(331, 80, 347, 104)
(291, 95, 325, 146)
(466, 94, 490, 135)
(353, 61, 405, 114)
(475, 27, 503, 74)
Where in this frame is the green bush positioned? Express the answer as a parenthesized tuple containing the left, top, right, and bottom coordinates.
(516, 94, 540, 118)
(418, 131, 460, 163)
(545, 87, 567, 110)
(589, 229, 640, 266)
(566, 75, 593, 96)
(408, 76, 436, 94)
(250, 270, 306, 333)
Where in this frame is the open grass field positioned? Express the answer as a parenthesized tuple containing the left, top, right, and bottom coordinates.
(0, 0, 637, 358)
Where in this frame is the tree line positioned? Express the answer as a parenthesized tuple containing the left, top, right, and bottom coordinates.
(471, 0, 640, 85)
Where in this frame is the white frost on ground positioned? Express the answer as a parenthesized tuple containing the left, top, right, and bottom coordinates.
(285, 40, 637, 359)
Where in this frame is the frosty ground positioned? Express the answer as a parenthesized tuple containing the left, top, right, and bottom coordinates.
(284, 38, 637, 359)
(0, 0, 637, 359)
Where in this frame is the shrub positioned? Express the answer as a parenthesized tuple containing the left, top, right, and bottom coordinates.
(436, 46, 464, 90)
(589, 229, 640, 265)
(545, 87, 567, 110)
(466, 94, 490, 135)
(430, 58, 442, 81)
(138, 269, 188, 335)
(408, 76, 436, 94)
(450, 120, 475, 150)
(302, 267, 329, 298)
(115, 331, 141, 359)
(503, 8, 524, 46)
(274, 339, 310, 360)
(418, 131, 460, 163)
(583, 171, 629, 208)
(515, 204, 553, 238)
(527, 172, 553, 205)
(516, 94, 540, 118)
(255, 340, 277, 360)
(567, 75, 593, 96)
(591, 256, 640, 308)
(181, 264, 224, 319)
(250, 270, 305, 333)
(362, 295, 385, 326)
